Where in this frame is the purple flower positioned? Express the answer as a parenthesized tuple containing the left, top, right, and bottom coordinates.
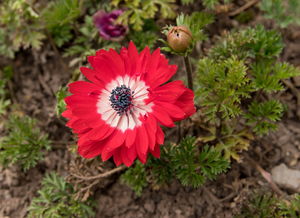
(93, 10, 127, 41)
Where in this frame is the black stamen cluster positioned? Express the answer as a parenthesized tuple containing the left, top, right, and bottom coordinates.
(110, 85, 133, 115)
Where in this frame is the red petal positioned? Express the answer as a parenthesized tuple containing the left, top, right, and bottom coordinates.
(120, 47, 132, 76)
(121, 145, 137, 167)
(150, 144, 161, 158)
(67, 119, 91, 134)
(101, 130, 126, 159)
(136, 142, 147, 164)
(80, 67, 104, 86)
(137, 46, 151, 77)
(155, 101, 185, 121)
(152, 106, 175, 127)
(175, 89, 196, 117)
(65, 95, 97, 107)
(125, 129, 137, 148)
(113, 148, 122, 166)
(68, 81, 101, 94)
(128, 41, 139, 75)
(136, 125, 149, 154)
(84, 124, 114, 141)
(153, 80, 186, 102)
(156, 126, 164, 145)
(62, 108, 72, 119)
(144, 114, 157, 150)
(91, 56, 116, 83)
(78, 141, 105, 159)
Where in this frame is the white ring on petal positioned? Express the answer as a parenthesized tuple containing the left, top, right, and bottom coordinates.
(97, 75, 153, 132)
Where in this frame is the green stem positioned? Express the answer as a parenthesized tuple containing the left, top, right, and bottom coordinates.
(183, 56, 194, 91)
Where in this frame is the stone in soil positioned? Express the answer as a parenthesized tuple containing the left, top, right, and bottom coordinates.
(271, 163, 300, 193)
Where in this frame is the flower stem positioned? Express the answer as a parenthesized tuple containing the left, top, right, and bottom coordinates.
(183, 56, 194, 91)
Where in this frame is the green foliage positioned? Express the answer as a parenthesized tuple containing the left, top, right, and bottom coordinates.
(161, 12, 214, 56)
(195, 25, 300, 163)
(246, 100, 284, 135)
(260, 0, 300, 28)
(237, 193, 300, 218)
(122, 137, 230, 194)
(128, 19, 159, 51)
(278, 195, 300, 217)
(63, 15, 101, 67)
(42, 0, 82, 29)
(210, 25, 283, 61)
(197, 56, 253, 121)
(252, 61, 300, 93)
(122, 162, 148, 196)
(176, 12, 214, 42)
(0, 66, 13, 116)
(41, 0, 82, 47)
(202, 0, 231, 9)
(111, 0, 176, 31)
(173, 138, 230, 187)
(198, 25, 299, 127)
(55, 86, 69, 116)
(0, 115, 51, 171)
(181, 0, 194, 5)
(28, 172, 95, 218)
(0, 0, 45, 58)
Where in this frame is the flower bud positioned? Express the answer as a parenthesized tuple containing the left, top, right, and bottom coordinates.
(167, 26, 192, 53)
(93, 10, 128, 42)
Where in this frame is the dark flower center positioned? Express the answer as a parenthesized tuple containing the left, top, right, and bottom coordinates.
(110, 85, 133, 115)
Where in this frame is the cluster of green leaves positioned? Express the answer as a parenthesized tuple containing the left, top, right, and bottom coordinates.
(161, 12, 214, 55)
(195, 25, 300, 161)
(28, 172, 95, 218)
(198, 25, 299, 133)
(0, 0, 86, 58)
(0, 66, 13, 115)
(111, 0, 176, 31)
(237, 193, 300, 218)
(260, 0, 300, 28)
(0, 0, 45, 58)
(0, 115, 51, 171)
(181, 0, 231, 9)
(55, 86, 69, 116)
(63, 15, 101, 67)
(122, 137, 230, 195)
(42, 0, 83, 47)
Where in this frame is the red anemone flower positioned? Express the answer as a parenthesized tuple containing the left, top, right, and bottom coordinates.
(62, 42, 196, 167)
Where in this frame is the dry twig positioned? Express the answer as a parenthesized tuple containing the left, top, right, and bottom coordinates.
(71, 165, 127, 181)
(229, 0, 260, 17)
(244, 155, 285, 196)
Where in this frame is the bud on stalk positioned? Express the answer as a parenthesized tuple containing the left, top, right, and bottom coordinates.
(167, 26, 192, 53)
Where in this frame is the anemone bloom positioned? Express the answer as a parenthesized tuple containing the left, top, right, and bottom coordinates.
(63, 42, 196, 167)
(93, 10, 127, 41)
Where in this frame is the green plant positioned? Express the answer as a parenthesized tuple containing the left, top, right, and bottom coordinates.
(0, 0, 45, 58)
(55, 86, 69, 116)
(237, 193, 300, 218)
(260, 0, 300, 28)
(181, 0, 232, 9)
(195, 25, 299, 161)
(111, 0, 176, 31)
(28, 172, 95, 218)
(41, 0, 83, 47)
(0, 114, 51, 171)
(161, 12, 214, 55)
(0, 66, 13, 116)
(122, 137, 230, 195)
